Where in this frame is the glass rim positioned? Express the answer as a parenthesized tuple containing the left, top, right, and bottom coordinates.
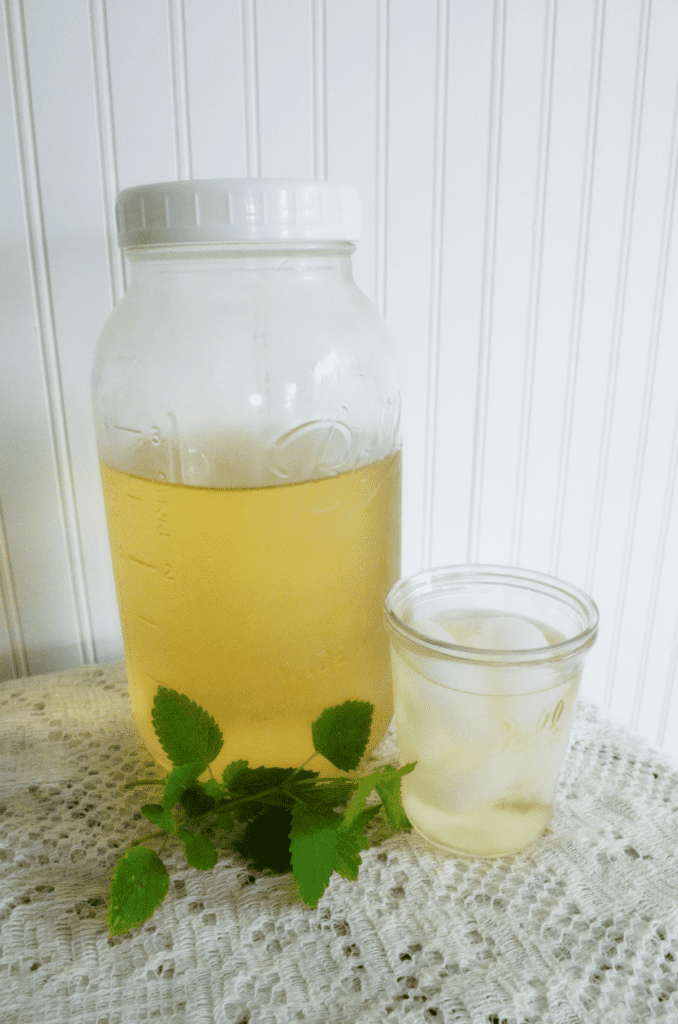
(383, 564, 599, 665)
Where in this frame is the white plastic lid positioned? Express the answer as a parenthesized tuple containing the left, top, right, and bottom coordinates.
(115, 178, 361, 247)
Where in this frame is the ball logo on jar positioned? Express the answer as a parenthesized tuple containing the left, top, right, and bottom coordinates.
(485, 698, 568, 756)
(269, 419, 354, 480)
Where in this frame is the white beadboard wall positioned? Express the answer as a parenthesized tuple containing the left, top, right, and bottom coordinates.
(2, 0, 678, 758)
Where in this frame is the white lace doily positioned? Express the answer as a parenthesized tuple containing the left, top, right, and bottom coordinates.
(1, 661, 677, 1024)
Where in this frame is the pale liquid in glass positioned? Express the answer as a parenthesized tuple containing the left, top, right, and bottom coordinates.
(100, 450, 401, 777)
(392, 610, 581, 857)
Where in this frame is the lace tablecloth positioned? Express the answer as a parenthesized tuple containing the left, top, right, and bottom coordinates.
(1, 661, 677, 1024)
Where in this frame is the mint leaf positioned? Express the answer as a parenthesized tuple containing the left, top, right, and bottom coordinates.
(234, 807, 293, 873)
(107, 847, 169, 935)
(341, 769, 382, 830)
(216, 806, 235, 832)
(204, 779, 222, 800)
(141, 803, 174, 831)
(295, 778, 356, 807)
(375, 764, 416, 830)
(180, 784, 217, 819)
(222, 759, 249, 785)
(152, 687, 223, 767)
(226, 766, 298, 794)
(289, 804, 340, 907)
(226, 766, 320, 813)
(182, 831, 219, 870)
(334, 804, 382, 880)
(333, 829, 364, 881)
(162, 761, 205, 810)
(311, 700, 373, 771)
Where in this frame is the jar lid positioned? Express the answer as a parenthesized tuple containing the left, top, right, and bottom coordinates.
(115, 178, 361, 247)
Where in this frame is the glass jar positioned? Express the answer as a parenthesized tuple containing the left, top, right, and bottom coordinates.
(92, 179, 401, 775)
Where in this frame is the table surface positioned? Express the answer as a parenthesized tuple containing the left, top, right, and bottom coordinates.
(1, 661, 677, 1024)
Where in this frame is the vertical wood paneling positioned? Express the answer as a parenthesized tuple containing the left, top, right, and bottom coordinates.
(325, 0, 378, 299)
(584, 0, 678, 724)
(511, 0, 557, 566)
(183, 0, 247, 179)
(385, 0, 438, 578)
(431, 0, 495, 569)
(466, 0, 506, 565)
(168, 0, 192, 180)
(374, 0, 388, 319)
(518, 0, 599, 576)
(548, 0, 606, 579)
(3, 0, 96, 670)
(0, 501, 28, 680)
(105, 0, 176, 189)
(421, 0, 449, 570)
(472, 0, 548, 566)
(2, 0, 678, 756)
(88, 0, 126, 306)
(311, 0, 327, 180)
(255, 0, 314, 178)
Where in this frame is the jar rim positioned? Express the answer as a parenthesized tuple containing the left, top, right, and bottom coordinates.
(383, 564, 599, 665)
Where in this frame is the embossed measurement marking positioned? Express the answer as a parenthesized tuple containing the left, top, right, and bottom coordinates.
(128, 555, 157, 569)
(113, 424, 142, 434)
(138, 615, 158, 627)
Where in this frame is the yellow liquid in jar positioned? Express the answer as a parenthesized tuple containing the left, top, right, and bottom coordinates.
(100, 450, 401, 776)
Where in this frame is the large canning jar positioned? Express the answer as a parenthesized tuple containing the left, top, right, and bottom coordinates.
(92, 179, 401, 776)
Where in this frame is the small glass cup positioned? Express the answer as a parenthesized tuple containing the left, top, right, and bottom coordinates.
(383, 565, 598, 857)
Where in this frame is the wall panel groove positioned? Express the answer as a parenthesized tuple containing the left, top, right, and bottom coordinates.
(87, 0, 125, 306)
(0, 499, 28, 679)
(375, 0, 388, 319)
(311, 0, 327, 180)
(241, 0, 260, 177)
(421, 0, 449, 569)
(168, 0, 192, 180)
(467, 0, 506, 564)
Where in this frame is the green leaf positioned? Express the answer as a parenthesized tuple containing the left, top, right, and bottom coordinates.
(340, 769, 383, 830)
(295, 778, 356, 807)
(234, 807, 293, 873)
(221, 759, 249, 785)
(375, 764, 416, 830)
(215, 806, 235, 832)
(226, 766, 316, 817)
(226, 765, 296, 794)
(162, 761, 205, 810)
(180, 784, 217, 819)
(289, 804, 340, 908)
(229, 797, 268, 822)
(203, 779, 222, 800)
(107, 847, 170, 936)
(333, 804, 382, 880)
(333, 830, 364, 881)
(152, 686, 223, 767)
(182, 831, 219, 870)
(141, 803, 174, 831)
(311, 700, 373, 772)
(349, 803, 382, 834)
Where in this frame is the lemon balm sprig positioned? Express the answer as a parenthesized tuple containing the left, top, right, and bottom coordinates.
(107, 687, 415, 936)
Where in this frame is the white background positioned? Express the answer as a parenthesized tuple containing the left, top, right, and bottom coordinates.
(2, 0, 678, 758)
